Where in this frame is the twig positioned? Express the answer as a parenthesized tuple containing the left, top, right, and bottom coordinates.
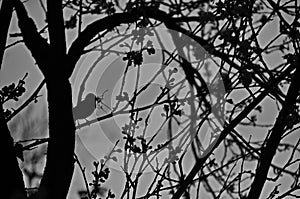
(74, 153, 92, 199)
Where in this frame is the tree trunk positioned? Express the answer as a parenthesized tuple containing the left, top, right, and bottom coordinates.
(0, 0, 26, 198)
(37, 77, 75, 199)
(0, 106, 26, 198)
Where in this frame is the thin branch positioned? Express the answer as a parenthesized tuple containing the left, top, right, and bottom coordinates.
(74, 153, 92, 199)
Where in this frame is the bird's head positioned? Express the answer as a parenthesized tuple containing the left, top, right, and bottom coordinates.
(85, 93, 97, 107)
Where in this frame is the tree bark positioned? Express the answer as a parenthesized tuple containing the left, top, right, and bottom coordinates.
(37, 77, 75, 199)
(0, 1, 26, 198)
(0, 0, 14, 70)
(13, 1, 76, 197)
(247, 56, 300, 198)
(0, 106, 26, 198)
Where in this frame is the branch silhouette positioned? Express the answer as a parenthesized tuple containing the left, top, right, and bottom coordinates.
(2, 1, 300, 198)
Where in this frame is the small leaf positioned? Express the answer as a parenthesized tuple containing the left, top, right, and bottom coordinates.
(226, 99, 234, 104)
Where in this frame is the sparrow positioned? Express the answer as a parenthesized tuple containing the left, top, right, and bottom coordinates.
(73, 93, 97, 123)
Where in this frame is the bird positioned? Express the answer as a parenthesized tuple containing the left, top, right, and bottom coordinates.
(73, 93, 97, 124)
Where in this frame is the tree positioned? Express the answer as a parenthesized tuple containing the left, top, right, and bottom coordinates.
(0, 0, 299, 198)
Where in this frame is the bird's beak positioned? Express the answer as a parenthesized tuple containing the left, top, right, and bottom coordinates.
(95, 96, 99, 108)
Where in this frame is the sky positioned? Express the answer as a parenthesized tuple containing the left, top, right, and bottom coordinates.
(1, 0, 299, 199)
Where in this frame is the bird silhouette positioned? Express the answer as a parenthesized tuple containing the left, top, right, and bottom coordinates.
(73, 93, 97, 123)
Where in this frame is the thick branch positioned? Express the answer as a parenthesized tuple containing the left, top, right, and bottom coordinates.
(247, 56, 300, 198)
(0, 1, 26, 198)
(46, 0, 67, 76)
(0, 105, 26, 198)
(0, 0, 14, 70)
(13, 0, 50, 75)
(67, 12, 140, 77)
(67, 7, 282, 104)
(14, 2, 75, 198)
(37, 78, 75, 199)
(66, 8, 202, 73)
